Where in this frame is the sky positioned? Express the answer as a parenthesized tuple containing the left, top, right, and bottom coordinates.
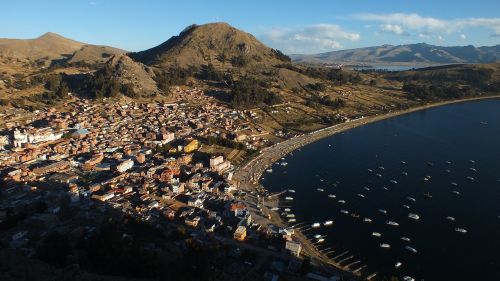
(1, 0, 499, 54)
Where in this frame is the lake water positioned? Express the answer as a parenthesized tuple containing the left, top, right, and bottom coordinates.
(261, 98, 500, 281)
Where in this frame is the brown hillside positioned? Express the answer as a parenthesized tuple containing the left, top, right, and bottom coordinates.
(68, 45, 126, 65)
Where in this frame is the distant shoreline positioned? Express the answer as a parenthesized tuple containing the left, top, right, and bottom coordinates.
(234, 94, 500, 277)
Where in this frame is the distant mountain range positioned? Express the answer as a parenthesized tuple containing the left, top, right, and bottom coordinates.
(290, 43, 500, 65)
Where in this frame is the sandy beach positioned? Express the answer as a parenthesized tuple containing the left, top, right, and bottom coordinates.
(233, 94, 500, 278)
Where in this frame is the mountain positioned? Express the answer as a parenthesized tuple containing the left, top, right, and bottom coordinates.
(130, 22, 290, 69)
(0, 32, 125, 66)
(291, 43, 500, 65)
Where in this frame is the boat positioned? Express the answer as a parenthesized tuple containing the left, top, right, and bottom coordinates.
(403, 276, 415, 281)
(311, 223, 321, 228)
(380, 243, 391, 249)
(402, 171, 408, 176)
(314, 234, 322, 239)
(357, 193, 365, 198)
(376, 173, 382, 177)
(445, 160, 452, 165)
(446, 216, 456, 222)
(390, 179, 398, 184)
(266, 169, 273, 173)
(424, 175, 431, 181)
(338, 200, 346, 204)
(324, 220, 333, 226)
(383, 187, 389, 191)
(469, 167, 477, 172)
(378, 209, 387, 214)
(286, 214, 295, 218)
(317, 188, 324, 192)
(288, 218, 296, 223)
(480, 121, 488, 125)
(363, 218, 372, 223)
(426, 161, 434, 166)
(328, 194, 336, 199)
(455, 228, 467, 234)
(405, 246, 418, 253)
(270, 207, 279, 211)
(317, 238, 325, 243)
(387, 220, 399, 226)
(407, 197, 416, 202)
(400, 237, 411, 242)
(285, 197, 294, 201)
(351, 213, 360, 218)
(452, 190, 461, 195)
(367, 169, 373, 173)
(424, 192, 433, 199)
(340, 210, 349, 215)
(408, 213, 420, 220)
(284, 208, 291, 212)
(363, 187, 371, 191)
(401, 161, 407, 165)
(451, 182, 458, 187)
(288, 189, 295, 193)
(402, 205, 410, 209)
(395, 262, 403, 268)
(280, 162, 288, 166)
(445, 169, 451, 173)
(378, 166, 385, 170)
(372, 232, 382, 237)
(469, 160, 476, 164)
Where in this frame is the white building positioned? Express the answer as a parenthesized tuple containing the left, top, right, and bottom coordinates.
(116, 159, 134, 173)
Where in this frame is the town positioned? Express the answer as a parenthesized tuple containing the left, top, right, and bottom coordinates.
(0, 88, 350, 281)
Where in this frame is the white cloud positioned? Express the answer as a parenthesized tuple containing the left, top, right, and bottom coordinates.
(354, 13, 500, 37)
(460, 33, 467, 40)
(259, 24, 360, 54)
(380, 24, 406, 35)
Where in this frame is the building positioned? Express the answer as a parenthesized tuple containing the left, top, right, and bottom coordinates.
(285, 240, 302, 257)
(0, 135, 9, 150)
(116, 159, 134, 173)
(234, 225, 247, 241)
(32, 161, 70, 175)
(183, 139, 198, 153)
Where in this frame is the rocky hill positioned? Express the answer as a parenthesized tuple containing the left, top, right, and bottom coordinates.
(291, 43, 500, 65)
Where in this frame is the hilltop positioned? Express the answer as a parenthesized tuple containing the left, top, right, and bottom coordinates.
(291, 43, 500, 65)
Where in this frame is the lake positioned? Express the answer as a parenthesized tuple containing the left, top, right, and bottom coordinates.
(261, 98, 500, 281)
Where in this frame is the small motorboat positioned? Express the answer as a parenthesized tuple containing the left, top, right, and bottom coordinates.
(402, 205, 410, 209)
(395, 262, 403, 268)
(400, 236, 411, 242)
(372, 232, 382, 237)
(324, 220, 333, 226)
(446, 216, 456, 222)
(317, 188, 324, 192)
(378, 209, 387, 214)
(340, 210, 349, 215)
(387, 220, 399, 227)
(452, 190, 461, 195)
(363, 218, 373, 223)
(408, 213, 420, 220)
(455, 228, 467, 234)
(405, 246, 418, 253)
(338, 199, 346, 204)
(357, 193, 365, 198)
(328, 194, 336, 199)
(424, 192, 433, 199)
(407, 197, 416, 202)
(311, 223, 321, 228)
(451, 182, 458, 187)
(380, 243, 391, 249)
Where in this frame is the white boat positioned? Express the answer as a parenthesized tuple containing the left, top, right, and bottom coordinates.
(395, 262, 403, 268)
(317, 188, 324, 192)
(402, 171, 408, 176)
(407, 197, 416, 202)
(403, 276, 415, 281)
(317, 238, 325, 243)
(378, 166, 385, 170)
(378, 209, 387, 214)
(363, 218, 372, 223)
(311, 222, 321, 228)
(285, 196, 294, 201)
(469, 167, 477, 172)
(270, 207, 279, 211)
(288, 218, 296, 223)
(387, 220, 399, 226)
(455, 227, 467, 234)
(451, 182, 458, 187)
(363, 187, 371, 191)
(357, 194, 365, 198)
(340, 210, 349, 215)
(383, 187, 389, 191)
(400, 236, 411, 242)
(466, 176, 475, 181)
(390, 179, 398, 184)
(405, 246, 418, 253)
(446, 216, 456, 221)
(452, 190, 460, 195)
(324, 220, 333, 226)
(380, 243, 391, 248)
(286, 214, 295, 218)
(376, 173, 382, 177)
(402, 205, 410, 209)
(408, 213, 420, 220)
(445, 160, 452, 165)
(372, 232, 382, 237)
(314, 234, 322, 239)
(469, 160, 476, 164)
(288, 189, 295, 193)
(367, 169, 373, 173)
(328, 194, 336, 199)
(401, 161, 407, 165)
(266, 169, 273, 173)
(284, 208, 291, 212)
(280, 162, 288, 166)
(338, 200, 346, 204)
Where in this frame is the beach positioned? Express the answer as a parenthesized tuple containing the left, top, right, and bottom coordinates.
(233, 94, 500, 278)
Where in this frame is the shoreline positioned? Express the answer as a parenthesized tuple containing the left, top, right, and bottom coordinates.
(234, 94, 500, 278)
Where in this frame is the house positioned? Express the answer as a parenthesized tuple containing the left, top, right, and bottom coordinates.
(234, 225, 247, 241)
(285, 240, 302, 257)
(183, 139, 198, 153)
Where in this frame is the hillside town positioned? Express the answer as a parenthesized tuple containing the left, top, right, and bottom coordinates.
(0, 88, 348, 281)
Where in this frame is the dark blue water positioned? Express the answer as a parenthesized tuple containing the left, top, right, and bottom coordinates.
(261, 99, 500, 281)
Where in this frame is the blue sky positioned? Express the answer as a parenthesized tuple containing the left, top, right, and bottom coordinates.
(1, 0, 499, 54)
